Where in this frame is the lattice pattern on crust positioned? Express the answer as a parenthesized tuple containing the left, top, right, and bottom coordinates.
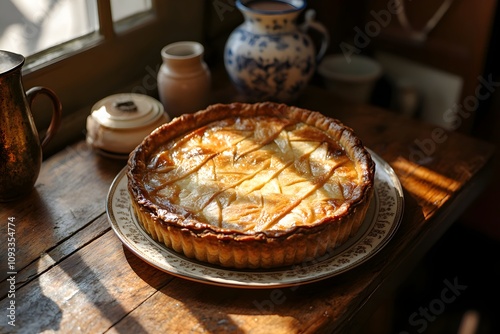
(142, 116, 359, 233)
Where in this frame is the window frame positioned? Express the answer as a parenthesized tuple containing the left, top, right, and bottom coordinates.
(20, 0, 207, 155)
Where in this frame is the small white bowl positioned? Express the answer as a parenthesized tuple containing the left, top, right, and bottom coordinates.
(86, 93, 170, 158)
(318, 54, 382, 104)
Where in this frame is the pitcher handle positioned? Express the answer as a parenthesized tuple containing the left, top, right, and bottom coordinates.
(26, 86, 62, 149)
(301, 9, 330, 63)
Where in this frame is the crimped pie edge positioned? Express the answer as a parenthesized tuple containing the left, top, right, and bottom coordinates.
(127, 102, 375, 268)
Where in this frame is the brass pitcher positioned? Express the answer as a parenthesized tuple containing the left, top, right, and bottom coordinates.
(0, 50, 62, 202)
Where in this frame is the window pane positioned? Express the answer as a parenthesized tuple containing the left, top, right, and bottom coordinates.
(0, 0, 98, 57)
(110, 0, 152, 22)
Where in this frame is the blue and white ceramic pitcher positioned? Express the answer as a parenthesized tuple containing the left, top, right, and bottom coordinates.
(224, 0, 329, 102)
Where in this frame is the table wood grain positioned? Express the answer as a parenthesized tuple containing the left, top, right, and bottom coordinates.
(0, 86, 495, 334)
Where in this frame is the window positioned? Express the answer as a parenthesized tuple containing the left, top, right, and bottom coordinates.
(110, 0, 152, 23)
(0, 0, 206, 155)
(0, 0, 99, 58)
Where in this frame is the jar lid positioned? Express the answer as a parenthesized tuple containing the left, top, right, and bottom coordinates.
(91, 93, 166, 129)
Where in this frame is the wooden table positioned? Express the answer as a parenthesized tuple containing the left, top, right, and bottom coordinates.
(0, 86, 495, 333)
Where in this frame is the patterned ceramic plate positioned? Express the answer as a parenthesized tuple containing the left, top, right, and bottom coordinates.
(106, 150, 403, 288)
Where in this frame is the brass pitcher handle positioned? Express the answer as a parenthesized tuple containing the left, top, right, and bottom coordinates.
(26, 86, 62, 149)
(301, 9, 330, 63)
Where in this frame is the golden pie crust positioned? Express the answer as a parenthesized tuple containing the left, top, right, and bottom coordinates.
(127, 102, 375, 269)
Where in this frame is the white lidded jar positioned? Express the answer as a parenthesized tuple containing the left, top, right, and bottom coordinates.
(157, 41, 211, 118)
(86, 93, 169, 158)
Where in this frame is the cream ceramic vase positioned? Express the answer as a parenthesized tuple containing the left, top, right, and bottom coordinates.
(157, 41, 211, 118)
(224, 0, 329, 102)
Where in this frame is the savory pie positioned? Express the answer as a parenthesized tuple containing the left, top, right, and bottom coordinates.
(127, 102, 375, 269)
